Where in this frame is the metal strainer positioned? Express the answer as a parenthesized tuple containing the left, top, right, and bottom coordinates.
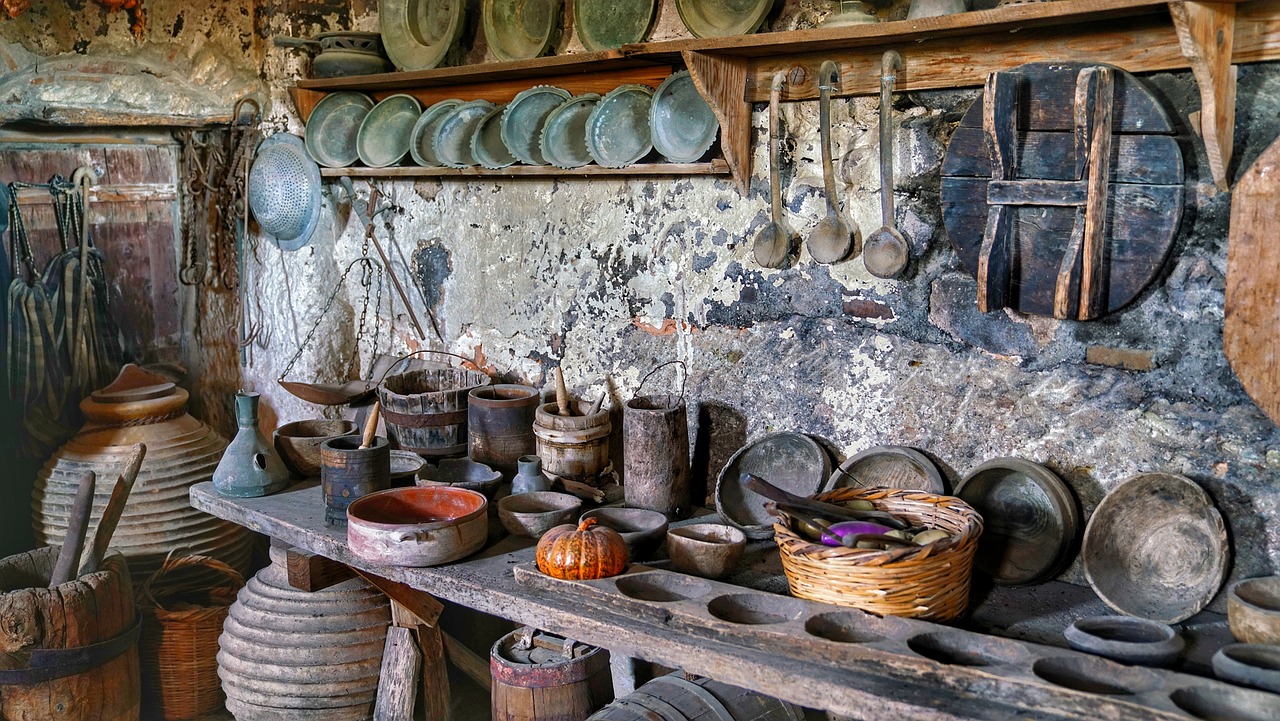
(248, 133, 322, 251)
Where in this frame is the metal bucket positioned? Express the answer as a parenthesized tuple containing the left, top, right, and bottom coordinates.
(622, 362, 690, 518)
(320, 436, 390, 526)
(469, 384, 540, 478)
(533, 402, 611, 483)
(378, 365, 491, 459)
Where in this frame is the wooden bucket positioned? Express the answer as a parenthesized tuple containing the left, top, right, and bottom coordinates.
(378, 366, 491, 459)
(588, 674, 803, 721)
(469, 384, 540, 477)
(0, 546, 141, 720)
(533, 402, 611, 484)
(623, 394, 690, 518)
(492, 628, 612, 721)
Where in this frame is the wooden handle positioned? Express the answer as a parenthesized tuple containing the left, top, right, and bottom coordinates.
(79, 443, 146, 576)
(586, 394, 605, 416)
(742, 474, 908, 529)
(977, 71, 1019, 313)
(554, 368, 571, 416)
(361, 402, 381, 449)
(50, 471, 96, 587)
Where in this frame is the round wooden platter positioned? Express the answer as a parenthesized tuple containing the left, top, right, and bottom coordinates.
(955, 457, 1079, 587)
(714, 432, 831, 540)
(1083, 472, 1229, 624)
(823, 445, 946, 494)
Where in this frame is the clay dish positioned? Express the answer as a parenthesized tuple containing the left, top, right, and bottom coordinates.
(346, 486, 488, 566)
(1229, 576, 1280, 644)
(649, 71, 719, 164)
(826, 445, 946, 494)
(380, 0, 466, 71)
(580, 507, 669, 560)
(1083, 472, 1228, 623)
(573, 0, 655, 51)
(585, 85, 655, 168)
(356, 94, 422, 168)
(409, 99, 462, 166)
(471, 105, 516, 169)
(434, 100, 497, 168)
(498, 492, 582, 538)
(273, 419, 357, 477)
(667, 523, 746, 579)
(674, 0, 773, 38)
(1064, 615, 1184, 667)
(539, 94, 600, 169)
(304, 92, 374, 168)
(1213, 643, 1280, 694)
(501, 86, 571, 165)
(389, 450, 427, 484)
(420, 458, 503, 499)
(483, 0, 561, 62)
(1170, 685, 1280, 721)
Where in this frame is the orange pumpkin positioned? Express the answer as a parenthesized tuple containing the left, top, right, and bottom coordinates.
(536, 518, 628, 580)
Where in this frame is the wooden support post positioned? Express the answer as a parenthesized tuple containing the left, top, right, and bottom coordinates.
(610, 654, 641, 697)
(288, 86, 327, 123)
(375, 626, 422, 721)
(683, 50, 752, 195)
(353, 568, 445, 627)
(1171, 0, 1238, 191)
(285, 547, 356, 591)
(442, 632, 493, 692)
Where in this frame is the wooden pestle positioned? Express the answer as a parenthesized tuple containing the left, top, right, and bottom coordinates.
(554, 367, 572, 416)
(361, 402, 381, 449)
(50, 471, 96, 587)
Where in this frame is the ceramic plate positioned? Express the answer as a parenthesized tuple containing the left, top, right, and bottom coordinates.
(825, 445, 946, 494)
(715, 432, 831, 539)
(409, 99, 463, 166)
(501, 86, 571, 165)
(483, 0, 562, 62)
(380, 0, 466, 71)
(356, 94, 422, 168)
(471, 105, 516, 169)
(540, 94, 600, 169)
(574, 0, 656, 51)
(586, 84, 655, 168)
(305, 92, 375, 168)
(956, 457, 1079, 587)
(650, 71, 719, 164)
(1083, 472, 1228, 623)
(434, 100, 497, 168)
(674, 0, 772, 38)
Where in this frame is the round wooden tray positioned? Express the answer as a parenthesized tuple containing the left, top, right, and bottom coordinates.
(824, 445, 945, 494)
(715, 432, 830, 540)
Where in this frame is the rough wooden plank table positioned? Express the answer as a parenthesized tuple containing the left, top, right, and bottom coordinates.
(191, 481, 1188, 721)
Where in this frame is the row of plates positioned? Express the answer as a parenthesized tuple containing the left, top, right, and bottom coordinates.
(304, 71, 720, 170)
(381, 0, 774, 71)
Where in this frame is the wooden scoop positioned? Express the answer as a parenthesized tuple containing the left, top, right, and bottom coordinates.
(360, 402, 381, 449)
(49, 471, 95, 587)
(79, 443, 147, 576)
(554, 367, 572, 416)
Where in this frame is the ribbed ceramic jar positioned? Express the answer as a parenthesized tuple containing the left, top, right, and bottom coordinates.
(217, 547, 390, 720)
(31, 366, 253, 586)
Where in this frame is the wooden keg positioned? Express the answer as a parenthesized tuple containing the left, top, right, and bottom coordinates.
(469, 384, 540, 477)
(588, 674, 803, 721)
(533, 403, 611, 484)
(491, 628, 612, 721)
(0, 546, 140, 721)
(623, 393, 690, 518)
(377, 366, 491, 459)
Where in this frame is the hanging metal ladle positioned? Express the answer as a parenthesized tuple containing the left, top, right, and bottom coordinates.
(807, 60, 857, 265)
(863, 50, 910, 279)
(753, 72, 793, 269)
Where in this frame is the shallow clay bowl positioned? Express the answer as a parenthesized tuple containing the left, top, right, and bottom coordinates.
(580, 508, 669, 560)
(1213, 643, 1280, 694)
(1229, 576, 1280, 644)
(1064, 615, 1184, 667)
(498, 492, 582, 538)
(667, 523, 746, 579)
(273, 419, 358, 477)
(420, 458, 503, 499)
(346, 486, 488, 567)
(390, 450, 427, 485)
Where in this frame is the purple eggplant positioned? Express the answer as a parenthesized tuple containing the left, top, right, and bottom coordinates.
(820, 521, 894, 546)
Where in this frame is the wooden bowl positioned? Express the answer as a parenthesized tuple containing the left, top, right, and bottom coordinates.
(580, 508, 669, 560)
(498, 492, 582, 539)
(347, 486, 488, 566)
(1229, 576, 1280, 644)
(667, 523, 746, 579)
(1064, 615, 1184, 667)
(825, 445, 946, 494)
(1083, 473, 1228, 623)
(273, 419, 357, 477)
(715, 432, 830, 540)
(1213, 643, 1280, 694)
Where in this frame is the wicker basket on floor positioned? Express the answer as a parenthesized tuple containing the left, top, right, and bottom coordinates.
(138, 552, 245, 720)
(775, 487, 983, 621)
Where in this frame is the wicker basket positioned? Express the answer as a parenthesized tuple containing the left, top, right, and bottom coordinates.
(138, 552, 245, 720)
(775, 487, 983, 621)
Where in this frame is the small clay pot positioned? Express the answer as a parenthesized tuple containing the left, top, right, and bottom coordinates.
(1213, 643, 1280, 694)
(498, 492, 582, 539)
(667, 523, 747, 579)
(580, 508, 669, 561)
(273, 419, 358, 477)
(1229, 576, 1280, 644)
(1064, 615, 1184, 667)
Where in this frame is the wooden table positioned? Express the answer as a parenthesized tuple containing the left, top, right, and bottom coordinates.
(191, 481, 1204, 721)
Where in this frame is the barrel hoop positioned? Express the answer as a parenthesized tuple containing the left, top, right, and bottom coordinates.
(402, 442, 470, 457)
(382, 408, 469, 429)
(649, 676, 736, 721)
(614, 698, 672, 721)
(0, 613, 141, 685)
(534, 426, 612, 444)
(628, 689, 690, 720)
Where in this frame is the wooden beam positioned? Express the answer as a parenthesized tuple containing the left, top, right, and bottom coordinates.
(353, 568, 445, 628)
(442, 633, 493, 692)
(285, 547, 356, 592)
(683, 51, 751, 195)
(391, 602, 451, 721)
(319, 160, 730, 179)
(374, 626, 421, 721)
(1171, 0, 1238, 191)
(369, 65, 673, 107)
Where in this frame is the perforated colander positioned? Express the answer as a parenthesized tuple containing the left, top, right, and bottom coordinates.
(248, 133, 322, 251)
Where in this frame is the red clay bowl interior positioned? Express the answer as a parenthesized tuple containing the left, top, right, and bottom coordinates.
(348, 486, 486, 526)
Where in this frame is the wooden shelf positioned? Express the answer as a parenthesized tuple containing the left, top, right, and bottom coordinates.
(318, 159, 731, 180)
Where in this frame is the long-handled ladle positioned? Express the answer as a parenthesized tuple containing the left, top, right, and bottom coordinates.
(807, 60, 857, 265)
(753, 72, 793, 269)
(863, 50, 910, 279)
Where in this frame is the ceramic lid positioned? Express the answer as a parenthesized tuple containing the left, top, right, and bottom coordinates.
(650, 71, 719, 164)
(305, 91, 375, 168)
(574, 0, 656, 51)
(585, 84, 655, 168)
(356, 94, 423, 168)
(433, 100, 497, 168)
(410, 99, 463, 166)
(674, 0, 772, 39)
(471, 105, 517, 169)
(501, 86, 572, 165)
(539, 94, 601, 169)
(714, 432, 831, 539)
(483, 0, 562, 62)
(380, 0, 466, 71)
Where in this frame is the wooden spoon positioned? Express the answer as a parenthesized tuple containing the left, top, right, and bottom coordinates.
(753, 72, 793, 269)
(360, 402, 381, 449)
(806, 60, 857, 265)
(743, 473, 908, 529)
(79, 443, 147, 576)
(864, 50, 910, 279)
(49, 471, 95, 587)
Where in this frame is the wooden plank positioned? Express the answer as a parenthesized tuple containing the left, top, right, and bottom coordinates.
(369, 65, 673, 107)
(289, 87, 327, 125)
(442, 632, 493, 692)
(319, 159, 730, 179)
(10, 185, 177, 205)
(1077, 67, 1116, 321)
(374, 625, 421, 721)
(352, 568, 445, 627)
(942, 130, 1182, 184)
(1171, 1, 1238, 191)
(683, 51, 750, 194)
(418, 621, 450, 721)
(286, 546, 356, 591)
(296, 50, 656, 91)
(977, 72, 1018, 314)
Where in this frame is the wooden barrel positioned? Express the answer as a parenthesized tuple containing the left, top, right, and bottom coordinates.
(623, 394, 691, 518)
(377, 367, 491, 459)
(588, 674, 803, 721)
(469, 384, 540, 478)
(320, 436, 391, 526)
(533, 403, 611, 484)
(491, 628, 612, 721)
(0, 546, 141, 720)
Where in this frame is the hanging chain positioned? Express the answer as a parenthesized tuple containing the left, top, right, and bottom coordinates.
(176, 129, 207, 285)
(278, 256, 376, 382)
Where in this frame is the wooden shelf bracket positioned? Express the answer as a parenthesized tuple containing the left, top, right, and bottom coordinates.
(1171, 0, 1238, 191)
(683, 51, 752, 194)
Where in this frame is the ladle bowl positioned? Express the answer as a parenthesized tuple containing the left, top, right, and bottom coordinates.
(753, 222, 791, 269)
(864, 226, 909, 278)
